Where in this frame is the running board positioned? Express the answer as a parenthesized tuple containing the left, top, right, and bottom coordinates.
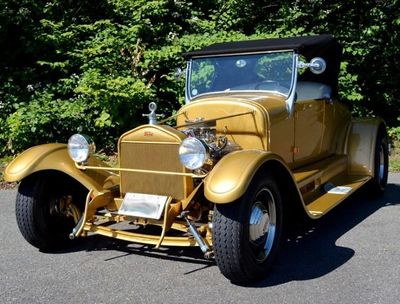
(292, 155, 371, 218)
(293, 155, 348, 190)
(306, 175, 371, 218)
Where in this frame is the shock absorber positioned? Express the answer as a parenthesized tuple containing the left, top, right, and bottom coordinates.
(181, 211, 213, 259)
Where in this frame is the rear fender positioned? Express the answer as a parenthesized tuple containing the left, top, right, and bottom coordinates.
(4, 144, 115, 195)
(347, 118, 385, 176)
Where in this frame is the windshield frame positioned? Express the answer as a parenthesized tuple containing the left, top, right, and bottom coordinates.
(185, 50, 297, 103)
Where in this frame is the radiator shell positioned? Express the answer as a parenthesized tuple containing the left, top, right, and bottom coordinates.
(118, 125, 193, 200)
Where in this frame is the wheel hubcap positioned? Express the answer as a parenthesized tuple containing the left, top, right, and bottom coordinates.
(249, 188, 276, 263)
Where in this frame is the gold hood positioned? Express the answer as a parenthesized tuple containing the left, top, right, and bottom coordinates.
(176, 93, 288, 151)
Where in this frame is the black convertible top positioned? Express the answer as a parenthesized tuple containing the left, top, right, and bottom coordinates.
(183, 35, 340, 58)
(183, 35, 342, 95)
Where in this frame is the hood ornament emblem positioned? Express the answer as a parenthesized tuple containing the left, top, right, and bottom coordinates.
(143, 102, 160, 125)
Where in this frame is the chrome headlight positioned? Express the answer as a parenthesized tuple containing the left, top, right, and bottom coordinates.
(67, 134, 95, 163)
(179, 137, 208, 170)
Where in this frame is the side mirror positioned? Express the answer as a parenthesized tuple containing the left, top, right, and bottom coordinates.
(298, 57, 326, 74)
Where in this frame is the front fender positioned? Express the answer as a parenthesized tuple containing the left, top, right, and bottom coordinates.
(4, 143, 114, 195)
(204, 150, 289, 204)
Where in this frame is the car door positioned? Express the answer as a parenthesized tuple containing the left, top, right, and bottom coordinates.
(293, 99, 325, 167)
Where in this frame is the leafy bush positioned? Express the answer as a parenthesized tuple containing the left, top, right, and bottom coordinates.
(0, 0, 399, 156)
(388, 126, 400, 142)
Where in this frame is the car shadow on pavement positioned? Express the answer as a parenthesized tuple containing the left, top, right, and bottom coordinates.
(86, 236, 213, 266)
(248, 182, 400, 288)
(58, 183, 399, 283)
(70, 225, 214, 266)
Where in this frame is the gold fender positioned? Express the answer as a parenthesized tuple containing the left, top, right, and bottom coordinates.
(347, 118, 384, 176)
(204, 150, 297, 204)
(4, 143, 114, 195)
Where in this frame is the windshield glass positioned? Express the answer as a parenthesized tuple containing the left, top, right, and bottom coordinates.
(187, 51, 294, 101)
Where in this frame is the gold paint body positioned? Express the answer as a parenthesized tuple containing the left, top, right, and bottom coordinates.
(204, 149, 288, 203)
(5, 90, 385, 246)
(4, 143, 112, 195)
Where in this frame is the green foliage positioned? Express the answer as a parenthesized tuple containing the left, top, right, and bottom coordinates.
(389, 126, 400, 142)
(0, 155, 14, 184)
(389, 139, 400, 172)
(0, 0, 399, 156)
(6, 91, 88, 153)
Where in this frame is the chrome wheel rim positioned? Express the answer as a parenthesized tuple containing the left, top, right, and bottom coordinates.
(249, 188, 276, 263)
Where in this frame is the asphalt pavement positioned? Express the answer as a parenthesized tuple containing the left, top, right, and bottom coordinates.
(1, 174, 399, 304)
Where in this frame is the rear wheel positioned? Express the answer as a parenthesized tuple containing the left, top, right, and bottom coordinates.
(15, 173, 85, 251)
(370, 127, 389, 195)
(212, 175, 283, 283)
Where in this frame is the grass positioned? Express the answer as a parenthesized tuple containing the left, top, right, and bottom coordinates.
(389, 140, 400, 172)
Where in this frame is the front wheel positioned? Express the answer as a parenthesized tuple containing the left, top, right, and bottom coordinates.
(15, 173, 85, 251)
(212, 175, 283, 283)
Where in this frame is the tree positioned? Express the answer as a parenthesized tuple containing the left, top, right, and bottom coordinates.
(0, 0, 399, 156)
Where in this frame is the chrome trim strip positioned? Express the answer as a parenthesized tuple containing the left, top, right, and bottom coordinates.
(185, 61, 191, 104)
(120, 141, 181, 145)
(285, 53, 299, 117)
(75, 163, 207, 178)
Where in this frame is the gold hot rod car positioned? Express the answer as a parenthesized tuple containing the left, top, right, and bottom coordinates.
(4, 35, 389, 283)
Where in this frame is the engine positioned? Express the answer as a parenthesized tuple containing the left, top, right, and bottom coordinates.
(180, 120, 241, 173)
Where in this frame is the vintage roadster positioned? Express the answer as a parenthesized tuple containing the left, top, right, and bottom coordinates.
(4, 35, 388, 283)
